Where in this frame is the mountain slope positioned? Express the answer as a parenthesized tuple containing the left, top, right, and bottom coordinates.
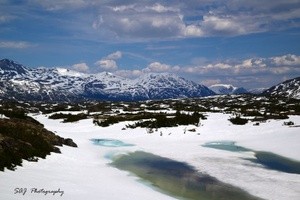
(263, 77, 300, 99)
(248, 88, 267, 95)
(209, 84, 248, 95)
(134, 73, 215, 99)
(0, 59, 215, 101)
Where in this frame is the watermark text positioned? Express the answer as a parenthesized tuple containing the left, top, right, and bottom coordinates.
(14, 188, 64, 197)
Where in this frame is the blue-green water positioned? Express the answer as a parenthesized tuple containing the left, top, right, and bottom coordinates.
(90, 139, 134, 147)
(202, 141, 250, 152)
(250, 151, 300, 174)
(202, 141, 300, 174)
(111, 151, 259, 200)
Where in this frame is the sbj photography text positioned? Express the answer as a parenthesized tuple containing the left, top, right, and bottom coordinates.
(14, 188, 64, 196)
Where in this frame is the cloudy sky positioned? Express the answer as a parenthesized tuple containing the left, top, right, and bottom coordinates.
(1, 0, 300, 89)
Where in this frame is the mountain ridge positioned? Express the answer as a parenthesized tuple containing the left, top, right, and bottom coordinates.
(0, 59, 215, 102)
(2, 59, 299, 101)
(263, 77, 300, 99)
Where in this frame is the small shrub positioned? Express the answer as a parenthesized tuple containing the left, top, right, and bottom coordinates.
(283, 121, 294, 126)
(229, 116, 248, 125)
(49, 113, 87, 123)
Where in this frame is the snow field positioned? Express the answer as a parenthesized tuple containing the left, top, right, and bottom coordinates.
(0, 112, 299, 200)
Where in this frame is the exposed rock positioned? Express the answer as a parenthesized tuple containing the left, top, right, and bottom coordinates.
(64, 138, 78, 147)
(0, 117, 77, 171)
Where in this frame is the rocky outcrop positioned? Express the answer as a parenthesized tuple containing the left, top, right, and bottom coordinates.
(0, 117, 77, 171)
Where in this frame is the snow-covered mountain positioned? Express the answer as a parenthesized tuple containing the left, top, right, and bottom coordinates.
(134, 73, 214, 99)
(0, 59, 215, 101)
(209, 84, 248, 95)
(248, 88, 267, 95)
(263, 77, 300, 99)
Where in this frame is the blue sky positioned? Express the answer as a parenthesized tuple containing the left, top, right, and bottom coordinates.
(1, 0, 300, 89)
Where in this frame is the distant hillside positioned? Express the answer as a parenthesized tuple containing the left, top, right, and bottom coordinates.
(263, 77, 300, 99)
(248, 88, 267, 95)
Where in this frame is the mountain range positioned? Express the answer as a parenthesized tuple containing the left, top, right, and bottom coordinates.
(0, 59, 214, 101)
(1, 59, 299, 101)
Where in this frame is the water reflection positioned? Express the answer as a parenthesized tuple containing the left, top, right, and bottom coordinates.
(202, 141, 300, 174)
(202, 141, 250, 152)
(250, 151, 300, 174)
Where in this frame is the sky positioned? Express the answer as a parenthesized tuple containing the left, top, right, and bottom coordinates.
(1, 0, 300, 89)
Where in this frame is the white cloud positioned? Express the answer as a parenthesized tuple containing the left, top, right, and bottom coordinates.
(144, 62, 171, 73)
(115, 69, 143, 78)
(110, 4, 136, 12)
(180, 54, 300, 76)
(184, 54, 300, 89)
(91, 2, 273, 39)
(0, 41, 34, 49)
(146, 3, 179, 13)
(200, 79, 221, 86)
(113, 61, 180, 78)
(271, 67, 292, 74)
(94, 51, 123, 71)
(92, 15, 103, 29)
(92, 2, 271, 39)
(214, 63, 231, 69)
(106, 51, 122, 60)
(95, 59, 118, 71)
(72, 62, 89, 72)
(29, 0, 88, 11)
(271, 54, 300, 66)
(5, 0, 298, 41)
(143, 62, 181, 73)
(94, 12, 186, 39)
(93, 3, 198, 39)
(184, 25, 204, 37)
(200, 15, 247, 36)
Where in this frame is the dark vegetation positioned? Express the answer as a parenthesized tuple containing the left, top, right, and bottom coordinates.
(93, 111, 205, 128)
(283, 121, 295, 126)
(89, 95, 299, 127)
(0, 105, 77, 171)
(1, 94, 299, 128)
(229, 115, 248, 125)
(126, 111, 204, 128)
(49, 112, 88, 123)
(39, 103, 83, 114)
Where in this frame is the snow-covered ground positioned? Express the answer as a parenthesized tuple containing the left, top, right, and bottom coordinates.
(0, 112, 300, 200)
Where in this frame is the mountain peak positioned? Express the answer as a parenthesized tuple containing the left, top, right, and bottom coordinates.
(0, 58, 29, 76)
(55, 67, 86, 77)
